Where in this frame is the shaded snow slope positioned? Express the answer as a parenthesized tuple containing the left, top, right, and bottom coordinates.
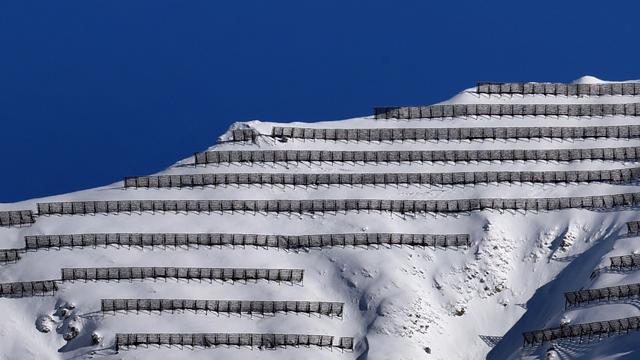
(2, 77, 640, 360)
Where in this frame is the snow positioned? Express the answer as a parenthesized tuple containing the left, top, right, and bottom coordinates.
(2, 76, 640, 359)
(572, 76, 605, 84)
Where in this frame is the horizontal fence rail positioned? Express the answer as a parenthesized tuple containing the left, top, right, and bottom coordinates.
(564, 283, 640, 308)
(115, 332, 354, 351)
(35, 193, 640, 216)
(374, 103, 640, 119)
(626, 221, 640, 236)
(523, 315, 640, 347)
(0, 210, 35, 227)
(25, 233, 469, 250)
(610, 254, 640, 270)
(124, 168, 640, 188)
(271, 125, 640, 141)
(477, 82, 640, 96)
(102, 299, 344, 317)
(60, 267, 304, 283)
(0, 280, 58, 298)
(193, 146, 640, 165)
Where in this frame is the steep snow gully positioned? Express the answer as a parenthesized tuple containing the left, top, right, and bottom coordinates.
(2, 77, 640, 359)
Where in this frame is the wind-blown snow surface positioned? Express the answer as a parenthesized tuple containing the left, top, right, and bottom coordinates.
(2, 76, 640, 360)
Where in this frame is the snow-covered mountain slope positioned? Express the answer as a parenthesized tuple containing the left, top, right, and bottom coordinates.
(2, 76, 640, 360)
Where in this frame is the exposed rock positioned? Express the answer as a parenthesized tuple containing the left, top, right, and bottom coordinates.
(35, 315, 54, 333)
(91, 332, 103, 345)
(63, 326, 79, 341)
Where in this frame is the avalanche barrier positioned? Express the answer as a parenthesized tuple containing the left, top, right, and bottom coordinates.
(193, 146, 640, 164)
(227, 128, 259, 142)
(271, 125, 640, 141)
(523, 316, 640, 346)
(35, 193, 640, 216)
(25, 232, 470, 250)
(476, 82, 640, 96)
(102, 299, 343, 316)
(124, 168, 640, 188)
(625, 221, 640, 236)
(564, 283, 640, 308)
(0, 210, 35, 227)
(60, 267, 304, 283)
(0, 280, 58, 298)
(609, 254, 640, 270)
(373, 103, 640, 119)
(0, 249, 20, 264)
(115, 332, 354, 351)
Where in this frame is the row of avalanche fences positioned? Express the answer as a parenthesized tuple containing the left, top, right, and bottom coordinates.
(29, 195, 640, 215)
(125, 167, 640, 188)
(230, 124, 640, 141)
(0, 233, 470, 265)
(374, 102, 640, 119)
(523, 220, 640, 346)
(3, 81, 640, 354)
(194, 146, 640, 164)
(115, 333, 354, 351)
(101, 299, 344, 316)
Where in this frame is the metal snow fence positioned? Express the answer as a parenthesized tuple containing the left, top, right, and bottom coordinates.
(564, 283, 640, 308)
(192, 146, 640, 165)
(626, 221, 640, 236)
(0, 249, 21, 264)
(0, 210, 35, 227)
(374, 103, 640, 119)
(24, 232, 468, 250)
(476, 82, 640, 96)
(609, 254, 640, 270)
(34, 194, 640, 216)
(522, 315, 640, 347)
(224, 128, 259, 142)
(115, 332, 354, 350)
(102, 299, 343, 316)
(60, 267, 303, 283)
(271, 125, 640, 141)
(124, 168, 640, 188)
(0, 280, 58, 298)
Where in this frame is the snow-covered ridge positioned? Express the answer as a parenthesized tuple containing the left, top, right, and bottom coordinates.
(2, 77, 640, 360)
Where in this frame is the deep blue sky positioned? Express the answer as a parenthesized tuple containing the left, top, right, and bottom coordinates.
(1, 1, 638, 202)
